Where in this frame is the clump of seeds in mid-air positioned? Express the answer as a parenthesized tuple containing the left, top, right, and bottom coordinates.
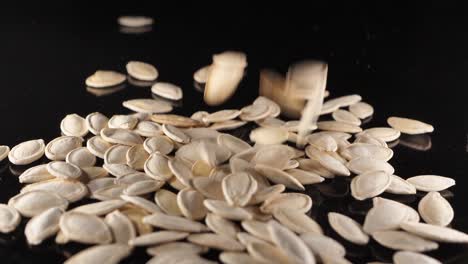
(0, 49, 462, 264)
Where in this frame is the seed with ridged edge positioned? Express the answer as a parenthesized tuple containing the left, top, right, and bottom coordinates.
(143, 212, 208, 233)
(151, 82, 183, 100)
(0, 204, 21, 233)
(64, 244, 132, 264)
(59, 212, 112, 244)
(222, 172, 258, 207)
(418, 192, 454, 226)
(406, 175, 455, 192)
(188, 233, 245, 251)
(127, 61, 158, 81)
(25, 207, 63, 245)
(8, 139, 45, 165)
(328, 212, 369, 245)
(372, 231, 439, 252)
(85, 70, 126, 88)
(387, 117, 434, 135)
(9, 190, 68, 217)
(351, 171, 392, 200)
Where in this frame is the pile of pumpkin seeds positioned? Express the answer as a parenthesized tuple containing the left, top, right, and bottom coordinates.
(0, 54, 464, 264)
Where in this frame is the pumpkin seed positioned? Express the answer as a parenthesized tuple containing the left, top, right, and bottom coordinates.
(222, 172, 258, 207)
(124, 180, 164, 196)
(219, 252, 264, 264)
(103, 163, 138, 177)
(260, 193, 312, 214)
(0, 145, 9, 162)
(254, 165, 305, 191)
(0, 204, 21, 233)
(305, 147, 350, 176)
(240, 103, 271, 121)
(217, 134, 251, 154)
(154, 189, 183, 216)
(151, 82, 183, 100)
(60, 212, 112, 244)
(332, 109, 361, 126)
(120, 195, 162, 214)
(306, 133, 338, 152)
(72, 200, 127, 215)
(188, 233, 245, 251)
(250, 127, 289, 145)
(61, 114, 88, 137)
(151, 114, 202, 127)
(143, 212, 208, 232)
(65, 244, 132, 264)
(268, 220, 316, 264)
(351, 171, 392, 200)
(300, 233, 346, 261)
(247, 241, 292, 264)
(177, 188, 207, 220)
(346, 157, 395, 175)
(162, 124, 190, 143)
(210, 120, 247, 131)
(393, 251, 441, 264)
(193, 65, 210, 83)
(273, 209, 323, 235)
(118, 15, 153, 27)
(203, 110, 242, 123)
(204, 199, 253, 221)
(249, 184, 285, 205)
(146, 242, 208, 256)
(354, 133, 388, 147)
(143, 135, 174, 155)
(372, 231, 438, 252)
(46, 161, 82, 180)
(359, 127, 401, 142)
(9, 190, 68, 217)
(253, 96, 281, 118)
(133, 121, 162, 137)
(418, 192, 454, 226)
(66, 147, 96, 167)
(286, 169, 324, 185)
(92, 185, 125, 201)
(321, 94, 362, 115)
(85, 112, 109, 135)
(146, 253, 215, 264)
(406, 175, 455, 192)
(387, 117, 434, 135)
(122, 99, 173, 114)
(317, 121, 362, 133)
(88, 178, 115, 194)
(144, 153, 173, 181)
(328, 212, 369, 245)
(22, 179, 88, 202)
(298, 158, 335, 179)
(400, 221, 468, 243)
(169, 157, 194, 188)
(205, 213, 240, 238)
(25, 207, 63, 245)
(126, 61, 158, 81)
(101, 128, 143, 146)
(19, 164, 54, 183)
(108, 115, 138, 130)
(87, 136, 112, 159)
(340, 143, 393, 161)
(193, 177, 224, 200)
(237, 232, 269, 247)
(192, 160, 213, 177)
(129, 231, 189, 246)
(86, 70, 126, 88)
(8, 139, 45, 165)
(349, 102, 374, 119)
(125, 144, 148, 170)
(252, 144, 294, 169)
(385, 175, 417, 195)
(46, 136, 84, 161)
(114, 172, 152, 186)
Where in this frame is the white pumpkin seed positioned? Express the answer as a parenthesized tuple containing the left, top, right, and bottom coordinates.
(122, 98, 173, 114)
(328, 212, 369, 245)
(250, 127, 289, 145)
(72, 200, 127, 215)
(92, 185, 125, 201)
(126, 61, 158, 81)
(354, 133, 388, 147)
(317, 121, 362, 133)
(143, 212, 208, 232)
(222, 172, 258, 207)
(22, 179, 88, 202)
(210, 120, 247, 131)
(85, 70, 126, 88)
(177, 188, 207, 220)
(306, 133, 338, 152)
(129, 231, 189, 246)
(254, 165, 305, 191)
(332, 109, 361, 126)
(298, 158, 335, 179)
(144, 152, 173, 181)
(0, 204, 21, 233)
(217, 134, 251, 154)
(387, 117, 434, 135)
(286, 169, 324, 185)
(144, 135, 174, 155)
(193, 65, 210, 83)
(300, 233, 346, 261)
(168, 157, 194, 188)
(273, 209, 323, 235)
(64, 244, 132, 264)
(25, 207, 63, 245)
(101, 128, 143, 146)
(340, 143, 393, 161)
(88, 178, 115, 194)
(188, 233, 245, 251)
(124, 180, 164, 196)
(61, 114, 88, 137)
(372, 231, 438, 252)
(260, 193, 312, 214)
(154, 189, 183, 216)
(247, 241, 292, 264)
(60, 212, 112, 244)
(103, 163, 138, 177)
(46, 136, 83, 161)
(346, 157, 395, 175)
(114, 172, 152, 186)
(203, 199, 253, 221)
(108, 115, 138, 130)
(253, 96, 281, 118)
(118, 15, 153, 27)
(219, 252, 263, 264)
(240, 103, 271, 121)
(385, 175, 417, 195)
(349, 102, 374, 119)
(400, 221, 468, 243)
(66, 147, 96, 167)
(85, 112, 109, 135)
(162, 124, 190, 143)
(418, 192, 454, 226)
(8, 139, 45, 165)
(87, 136, 112, 159)
(192, 177, 224, 200)
(19, 164, 54, 183)
(359, 127, 401, 142)
(321, 94, 362, 115)
(351, 171, 392, 200)
(134, 121, 162, 137)
(104, 145, 130, 165)
(46, 161, 82, 180)
(393, 251, 441, 264)
(146, 242, 208, 256)
(151, 82, 183, 100)
(120, 195, 162, 214)
(305, 147, 351, 176)
(251, 144, 294, 169)
(203, 110, 242, 123)
(249, 184, 285, 205)
(9, 190, 68, 217)
(205, 213, 240, 238)
(125, 144, 148, 170)
(406, 175, 455, 192)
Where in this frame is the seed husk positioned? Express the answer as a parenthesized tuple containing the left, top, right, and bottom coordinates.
(240, 103, 271, 121)
(406, 175, 455, 192)
(9, 190, 69, 217)
(285, 169, 324, 185)
(298, 158, 335, 178)
(129, 231, 189, 246)
(306, 133, 338, 152)
(328, 212, 369, 245)
(114, 172, 152, 186)
(144, 152, 172, 181)
(85, 70, 126, 88)
(154, 189, 183, 216)
(60, 212, 112, 244)
(177, 188, 207, 221)
(25, 207, 63, 245)
(87, 136, 112, 159)
(101, 128, 143, 146)
(122, 99, 173, 114)
(46, 161, 82, 180)
(124, 180, 164, 196)
(219, 252, 264, 264)
(205, 213, 240, 238)
(340, 143, 393, 161)
(349, 102, 374, 119)
(203, 199, 253, 221)
(321, 94, 362, 115)
(104, 210, 136, 244)
(249, 184, 285, 205)
(66, 244, 132, 264)
(0, 204, 21, 233)
(21, 179, 88, 202)
(188, 233, 245, 251)
(222, 172, 258, 207)
(203, 110, 242, 123)
(143, 212, 208, 232)
(251, 144, 295, 169)
(8, 139, 45, 165)
(260, 193, 312, 214)
(151, 82, 183, 100)
(46, 136, 84, 161)
(372, 231, 439, 252)
(268, 220, 315, 264)
(209, 120, 247, 131)
(351, 171, 392, 200)
(125, 144, 149, 170)
(217, 133, 251, 154)
(193, 177, 224, 200)
(85, 112, 109, 135)
(88, 178, 115, 194)
(418, 192, 454, 226)
(92, 185, 125, 201)
(273, 209, 323, 235)
(108, 115, 138, 130)
(19, 164, 55, 183)
(151, 114, 202, 128)
(143, 135, 174, 155)
(387, 117, 434, 135)
(305, 147, 351, 176)
(0, 145, 10, 162)
(393, 251, 442, 264)
(61, 114, 88, 137)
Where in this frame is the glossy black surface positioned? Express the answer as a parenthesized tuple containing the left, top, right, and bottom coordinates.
(0, 4, 467, 264)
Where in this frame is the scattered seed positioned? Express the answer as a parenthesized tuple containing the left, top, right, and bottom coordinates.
(188, 233, 245, 251)
(393, 251, 441, 264)
(25, 207, 63, 245)
(101, 128, 143, 146)
(123, 98, 173, 114)
(0, 204, 21, 233)
(372, 231, 438, 252)
(387, 117, 434, 135)
(85, 70, 126, 88)
(418, 192, 454, 227)
(8, 139, 45, 165)
(9, 190, 68, 217)
(406, 175, 455, 192)
(332, 109, 361, 126)
(61, 114, 88, 137)
(328, 212, 369, 245)
(151, 82, 183, 100)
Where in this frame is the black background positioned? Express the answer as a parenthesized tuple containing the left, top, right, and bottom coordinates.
(0, 2, 467, 263)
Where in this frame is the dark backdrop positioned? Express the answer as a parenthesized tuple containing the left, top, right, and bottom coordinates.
(0, 2, 467, 263)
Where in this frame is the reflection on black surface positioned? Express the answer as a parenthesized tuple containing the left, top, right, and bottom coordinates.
(127, 76, 155, 88)
(399, 134, 433, 151)
(86, 84, 127, 97)
(118, 26, 153, 34)
(387, 139, 400, 148)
